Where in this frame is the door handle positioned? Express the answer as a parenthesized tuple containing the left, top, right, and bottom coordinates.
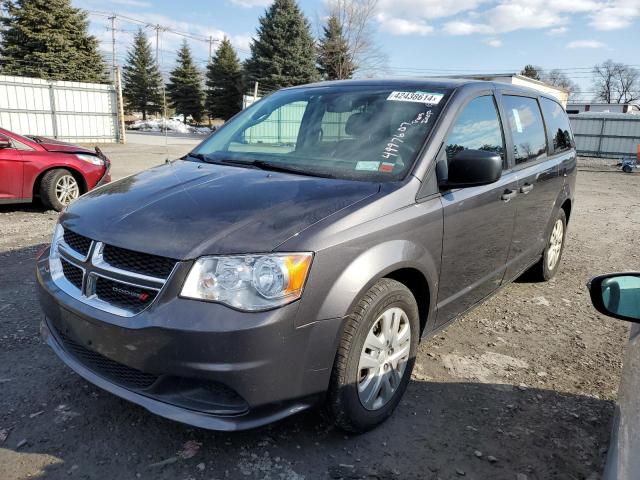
(520, 183, 534, 194)
(501, 189, 517, 202)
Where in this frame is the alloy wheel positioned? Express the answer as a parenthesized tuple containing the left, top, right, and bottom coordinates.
(357, 306, 411, 411)
(547, 218, 564, 271)
(55, 175, 80, 206)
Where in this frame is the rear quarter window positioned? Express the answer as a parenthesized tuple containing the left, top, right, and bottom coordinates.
(540, 97, 575, 153)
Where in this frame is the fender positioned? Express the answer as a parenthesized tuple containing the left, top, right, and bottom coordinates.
(294, 239, 440, 394)
(315, 239, 439, 328)
(26, 163, 89, 200)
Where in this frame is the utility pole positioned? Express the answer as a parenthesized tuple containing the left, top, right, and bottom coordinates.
(108, 14, 117, 80)
(154, 24, 161, 65)
(115, 65, 126, 144)
(253, 81, 259, 104)
(208, 36, 214, 62)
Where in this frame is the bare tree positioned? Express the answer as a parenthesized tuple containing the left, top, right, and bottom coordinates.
(325, 0, 387, 77)
(542, 69, 581, 102)
(593, 60, 640, 103)
(613, 64, 639, 103)
(521, 65, 581, 101)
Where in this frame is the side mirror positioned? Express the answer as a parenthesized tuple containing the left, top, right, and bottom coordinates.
(441, 149, 502, 188)
(0, 136, 11, 149)
(588, 273, 640, 323)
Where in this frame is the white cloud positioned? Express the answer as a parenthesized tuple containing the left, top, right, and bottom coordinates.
(377, 0, 486, 20)
(589, 0, 640, 30)
(230, 34, 253, 53)
(109, 0, 151, 7)
(546, 26, 568, 35)
(379, 0, 639, 37)
(378, 15, 434, 35)
(443, 21, 491, 35)
(484, 38, 502, 47)
(482, 3, 566, 32)
(567, 39, 605, 48)
(228, 0, 271, 7)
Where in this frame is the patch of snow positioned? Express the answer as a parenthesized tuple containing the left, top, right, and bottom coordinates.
(127, 118, 210, 135)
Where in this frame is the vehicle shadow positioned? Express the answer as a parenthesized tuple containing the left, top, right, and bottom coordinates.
(2, 376, 613, 480)
(0, 245, 613, 480)
(0, 202, 49, 214)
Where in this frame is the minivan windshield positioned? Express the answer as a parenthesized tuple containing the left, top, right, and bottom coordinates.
(192, 85, 451, 181)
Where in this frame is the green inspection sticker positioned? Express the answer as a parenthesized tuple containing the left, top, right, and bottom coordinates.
(355, 161, 381, 171)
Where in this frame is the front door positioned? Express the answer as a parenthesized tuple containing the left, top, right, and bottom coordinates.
(0, 135, 24, 200)
(436, 94, 518, 326)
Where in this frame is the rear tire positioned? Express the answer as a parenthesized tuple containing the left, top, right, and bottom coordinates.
(40, 169, 81, 211)
(325, 278, 419, 433)
(622, 164, 633, 173)
(528, 209, 567, 281)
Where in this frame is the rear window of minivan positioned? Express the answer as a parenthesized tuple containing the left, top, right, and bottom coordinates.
(540, 98, 575, 154)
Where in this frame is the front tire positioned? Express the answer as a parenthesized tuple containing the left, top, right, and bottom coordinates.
(326, 278, 419, 433)
(40, 169, 81, 211)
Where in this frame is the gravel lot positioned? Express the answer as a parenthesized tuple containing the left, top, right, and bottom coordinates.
(1, 138, 639, 480)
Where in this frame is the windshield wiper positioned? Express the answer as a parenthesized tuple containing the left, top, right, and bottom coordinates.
(219, 158, 336, 179)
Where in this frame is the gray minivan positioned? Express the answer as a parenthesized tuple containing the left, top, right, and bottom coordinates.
(36, 79, 577, 432)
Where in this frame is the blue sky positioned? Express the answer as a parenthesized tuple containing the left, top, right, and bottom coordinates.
(73, 0, 640, 101)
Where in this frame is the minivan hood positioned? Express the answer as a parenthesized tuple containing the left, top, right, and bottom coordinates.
(61, 160, 380, 259)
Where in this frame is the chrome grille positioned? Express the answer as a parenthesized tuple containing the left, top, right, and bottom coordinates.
(50, 227, 177, 316)
(103, 244, 176, 279)
(63, 229, 91, 257)
(95, 276, 158, 311)
(60, 258, 83, 290)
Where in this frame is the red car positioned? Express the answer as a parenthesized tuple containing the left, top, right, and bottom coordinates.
(0, 128, 111, 211)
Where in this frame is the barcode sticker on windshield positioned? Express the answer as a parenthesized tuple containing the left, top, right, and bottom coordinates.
(387, 91, 443, 105)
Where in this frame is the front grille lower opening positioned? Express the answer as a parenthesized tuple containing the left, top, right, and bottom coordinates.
(54, 326, 159, 389)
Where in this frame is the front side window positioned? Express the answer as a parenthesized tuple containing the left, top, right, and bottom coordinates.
(540, 97, 574, 153)
(444, 95, 505, 165)
(502, 96, 548, 165)
(193, 86, 452, 181)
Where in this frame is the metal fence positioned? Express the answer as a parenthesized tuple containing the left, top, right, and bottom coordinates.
(0, 74, 121, 143)
(569, 113, 640, 159)
(241, 103, 356, 145)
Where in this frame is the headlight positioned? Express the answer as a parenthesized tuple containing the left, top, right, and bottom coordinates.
(50, 223, 63, 255)
(181, 253, 313, 311)
(48, 223, 64, 277)
(75, 154, 104, 166)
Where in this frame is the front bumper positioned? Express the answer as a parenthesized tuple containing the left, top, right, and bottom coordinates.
(94, 161, 111, 187)
(36, 251, 342, 431)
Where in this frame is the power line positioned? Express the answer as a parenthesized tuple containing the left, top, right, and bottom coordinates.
(87, 10, 250, 56)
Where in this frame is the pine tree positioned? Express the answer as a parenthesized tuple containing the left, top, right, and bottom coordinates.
(318, 15, 354, 80)
(166, 41, 204, 123)
(245, 0, 319, 91)
(205, 38, 243, 120)
(122, 29, 164, 120)
(521, 65, 541, 80)
(0, 0, 108, 83)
